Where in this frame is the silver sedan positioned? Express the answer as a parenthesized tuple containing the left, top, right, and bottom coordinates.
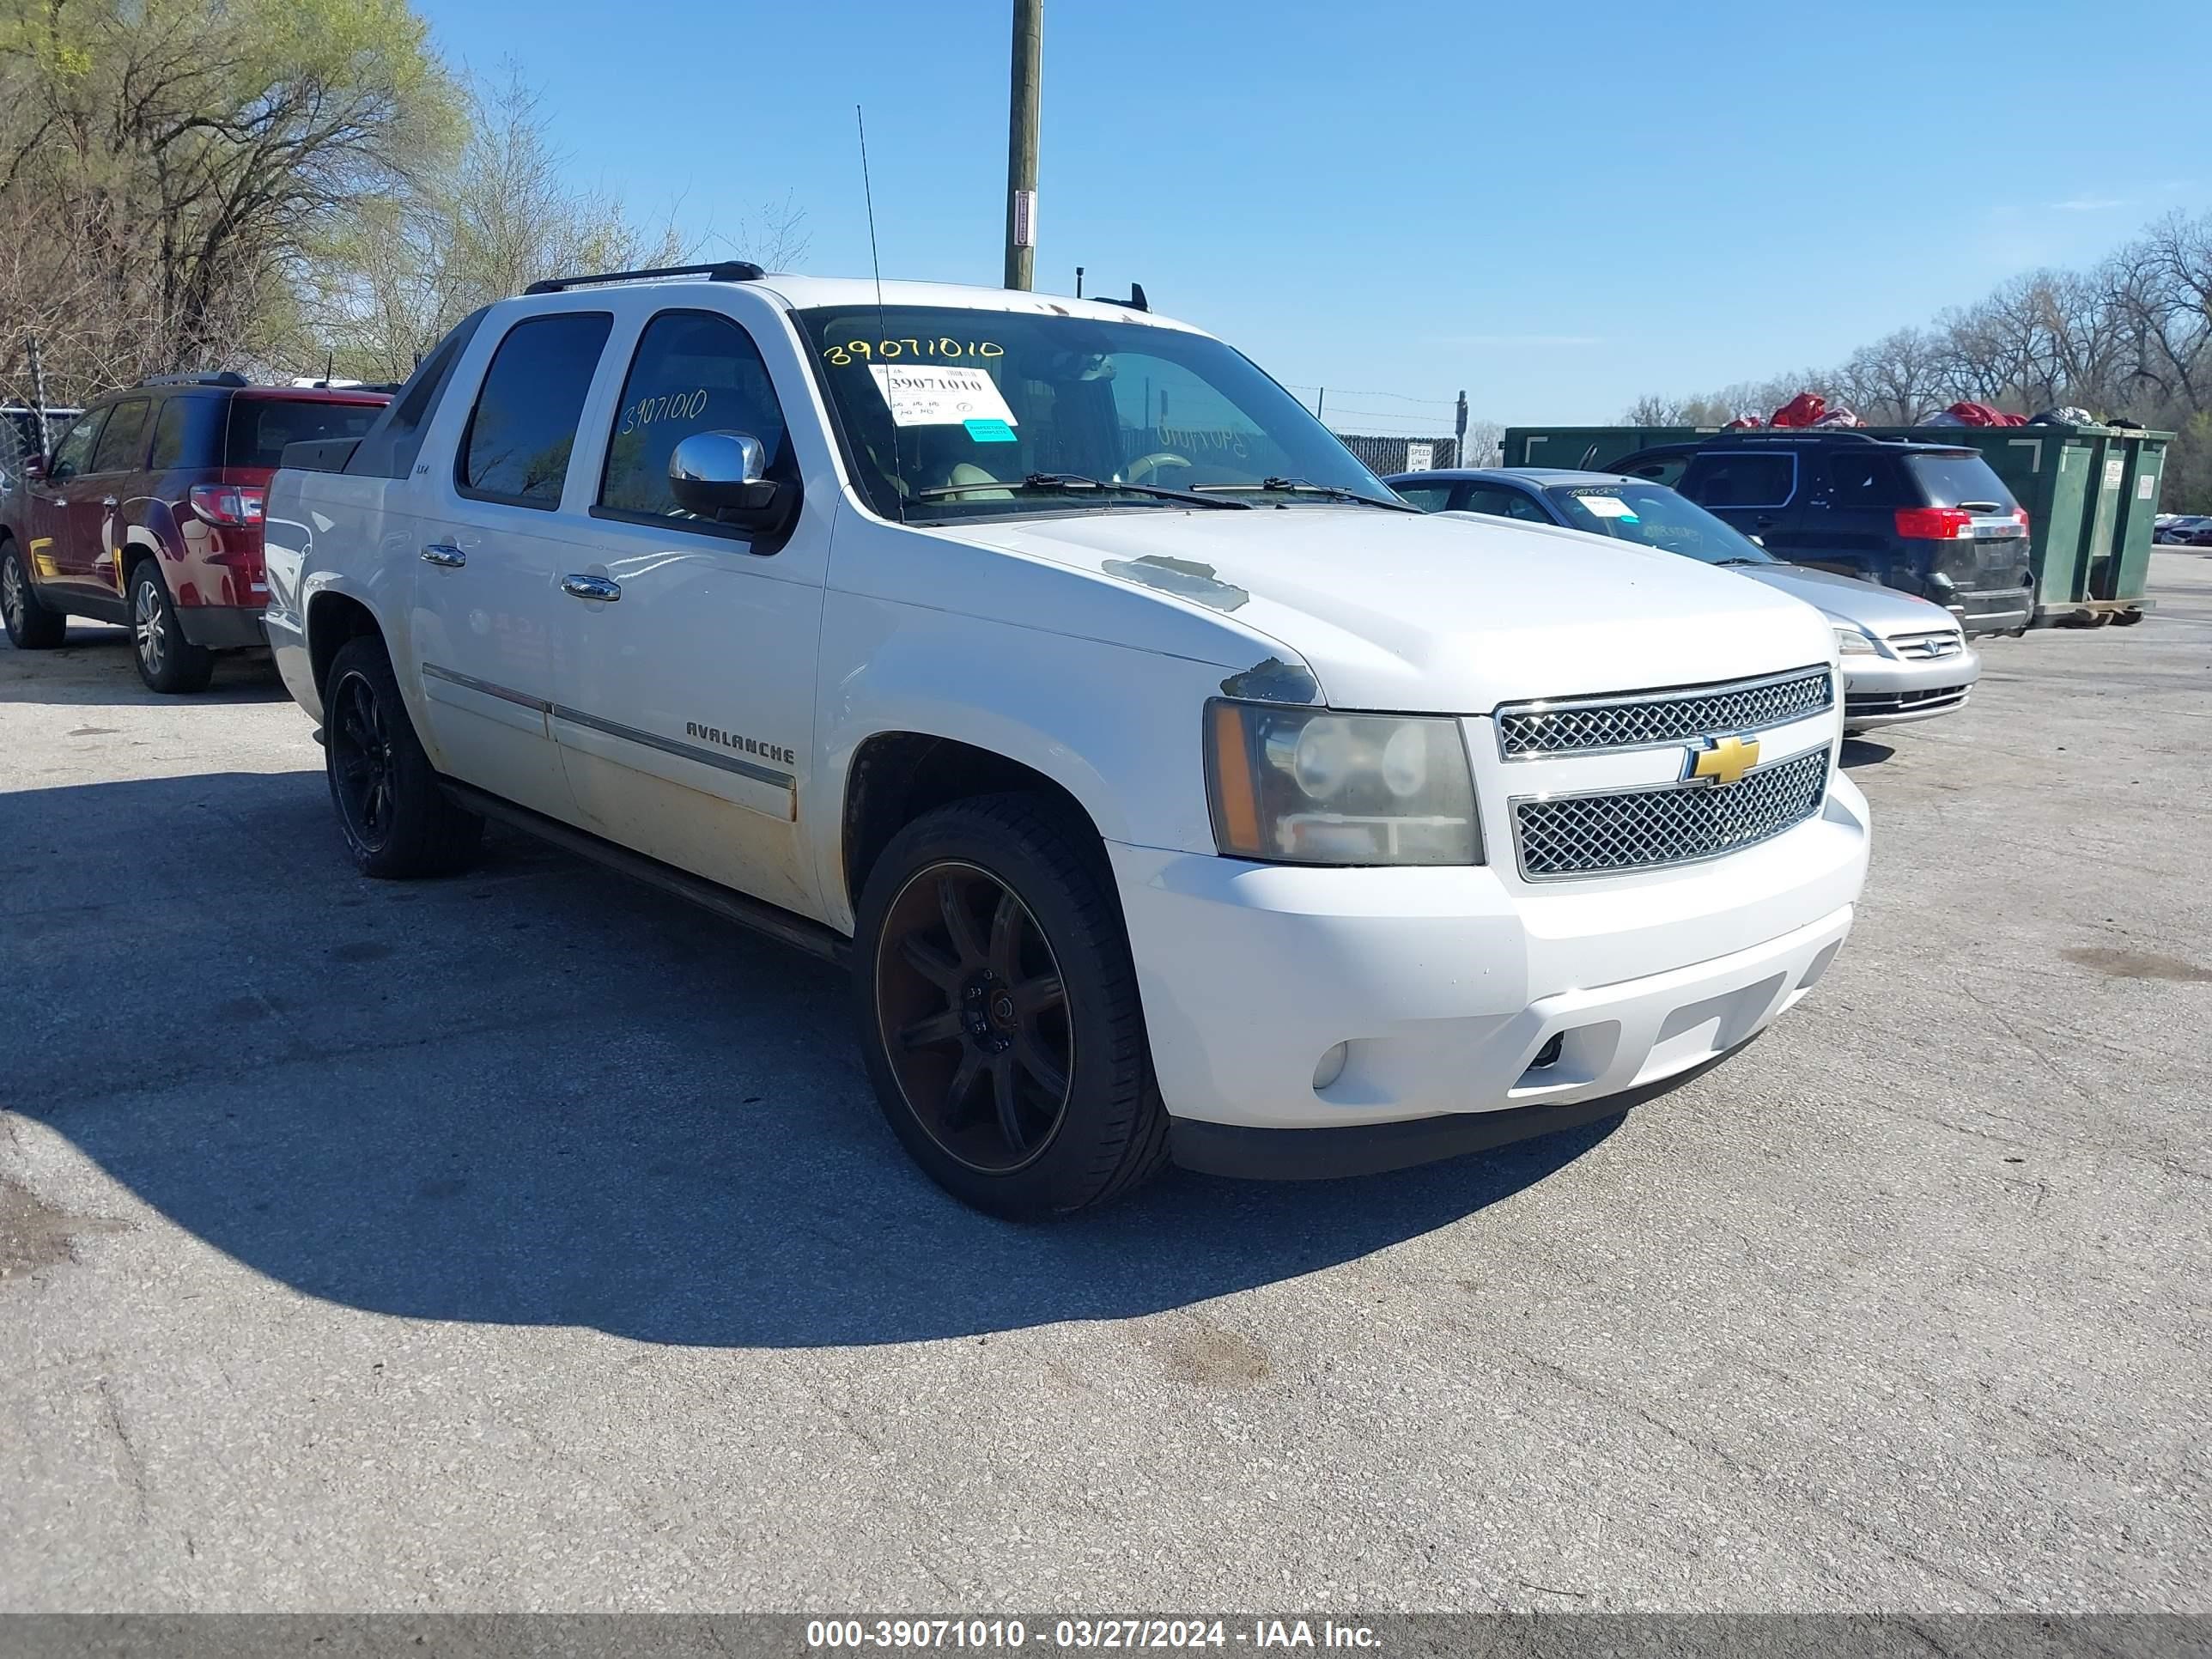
(1389, 465, 1979, 735)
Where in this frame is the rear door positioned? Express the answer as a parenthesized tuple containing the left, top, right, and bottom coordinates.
(1676, 448, 1803, 550)
(69, 398, 154, 599)
(410, 307, 614, 821)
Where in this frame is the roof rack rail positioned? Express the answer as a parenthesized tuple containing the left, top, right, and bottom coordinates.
(525, 260, 764, 296)
(1714, 429, 1899, 446)
(141, 371, 250, 388)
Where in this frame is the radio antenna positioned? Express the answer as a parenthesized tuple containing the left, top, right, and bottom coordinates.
(856, 104, 905, 524)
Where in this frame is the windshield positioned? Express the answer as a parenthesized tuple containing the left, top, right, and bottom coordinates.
(1545, 481, 1776, 564)
(795, 306, 1390, 522)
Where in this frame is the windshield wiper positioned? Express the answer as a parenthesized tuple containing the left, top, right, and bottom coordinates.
(1190, 476, 1418, 511)
(913, 471, 1249, 508)
(1712, 556, 1770, 567)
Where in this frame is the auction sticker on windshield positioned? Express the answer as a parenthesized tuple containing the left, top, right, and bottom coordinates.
(1576, 493, 1638, 519)
(869, 364, 1019, 428)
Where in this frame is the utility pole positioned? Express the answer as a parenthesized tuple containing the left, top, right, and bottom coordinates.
(1455, 389, 1468, 465)
(1003, 0, 1042, 290)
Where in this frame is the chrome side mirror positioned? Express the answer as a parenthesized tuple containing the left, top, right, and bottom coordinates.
(668, 430, 794, 537)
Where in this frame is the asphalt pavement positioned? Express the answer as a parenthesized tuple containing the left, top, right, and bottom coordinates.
(3, 555, 2209, 1612)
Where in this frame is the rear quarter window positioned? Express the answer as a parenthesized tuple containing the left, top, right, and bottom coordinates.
(148, 397, 224, 471)
(1905, 453, 2017, 510)
(227, 399, 384, 469)
(1824, 452, 1915, 507)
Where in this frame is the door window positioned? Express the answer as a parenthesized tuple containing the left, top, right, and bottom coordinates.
(1392, 483, 1455, 511)
(598, 309, 793, 535)
(1458, 484, 1553, 523)
(457, 311, 613, 508)
(89, 401, 151, 473)
(1680, 452, 1796, 509)
(45, 410, 108, 482)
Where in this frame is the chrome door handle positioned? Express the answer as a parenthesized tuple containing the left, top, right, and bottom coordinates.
(100, 495, 118, 508)
(420, 544, 466, 568)
(561, 574, 621, 603)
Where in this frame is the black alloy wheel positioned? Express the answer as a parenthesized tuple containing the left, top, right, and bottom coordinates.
(319, 635, 483, 878)
(874, 860, 1073, 1174)
(328, 666, 398, 854)
(853, 793, 1169, 1218)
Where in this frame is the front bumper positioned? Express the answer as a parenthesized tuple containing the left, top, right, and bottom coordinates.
(1841, 646, 1978, 732)
(1109, 771, 1869, 1164)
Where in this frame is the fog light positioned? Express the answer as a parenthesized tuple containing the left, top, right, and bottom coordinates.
(1529, 1033, 1565, 1070)
(1311, 1042, 1349, 1091)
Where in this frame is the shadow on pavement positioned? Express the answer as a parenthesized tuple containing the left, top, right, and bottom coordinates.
(1838, 738, 1894, 769)
(2, 771, 1620, 1349)
(0, 628, 289, 707)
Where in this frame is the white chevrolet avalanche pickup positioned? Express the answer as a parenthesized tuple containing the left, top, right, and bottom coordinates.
(264, 261, 1870, 1218)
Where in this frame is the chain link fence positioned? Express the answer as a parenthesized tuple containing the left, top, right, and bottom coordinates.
(1334, 433, 1459, 476)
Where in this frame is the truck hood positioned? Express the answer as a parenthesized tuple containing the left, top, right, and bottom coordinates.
(1740, 561, 1960, 637)
(942, 507, 1836, 712)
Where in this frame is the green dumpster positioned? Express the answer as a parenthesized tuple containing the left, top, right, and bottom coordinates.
(1499, 422, 2169, 625)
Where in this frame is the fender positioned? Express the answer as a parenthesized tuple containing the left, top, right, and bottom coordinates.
(808, 593, 1240, 931)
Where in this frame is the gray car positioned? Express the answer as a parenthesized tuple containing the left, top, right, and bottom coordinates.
(1387, 466, 1979, 734)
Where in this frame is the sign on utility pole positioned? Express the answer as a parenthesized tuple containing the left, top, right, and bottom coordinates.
(1004, 0, 1042, 290)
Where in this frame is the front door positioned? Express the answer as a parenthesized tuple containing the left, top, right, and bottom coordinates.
(408, 308, 615, 823)
(544, 303, 825, 919)
(25, 406, 110, 603)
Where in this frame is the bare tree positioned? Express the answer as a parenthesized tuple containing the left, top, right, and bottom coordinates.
(1629, 208, 2212, 506)
(0, 0, 461, 399)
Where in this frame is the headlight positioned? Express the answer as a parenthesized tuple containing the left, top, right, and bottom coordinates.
(1205, 701, 1480, 865)
(1833, 625, 1879, 656)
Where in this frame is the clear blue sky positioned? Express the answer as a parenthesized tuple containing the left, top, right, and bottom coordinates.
(421, 0, 2207, 434)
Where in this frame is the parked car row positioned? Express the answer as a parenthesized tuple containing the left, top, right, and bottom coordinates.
(1383, 466, 1978, 734)
(0, 372, 389, 690)
(5, 266, 1888, 1219)
(1592, 429, 2037, 638)
(2154, 514, 2212, 546)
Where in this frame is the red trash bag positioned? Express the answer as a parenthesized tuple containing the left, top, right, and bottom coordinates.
(1945, 401, 2026, 428)
(1771, 392, 1826, 428)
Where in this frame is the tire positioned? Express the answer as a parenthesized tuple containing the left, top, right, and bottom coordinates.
(853, 793, 1170, 1219)
(127, 562, 215, 693)
(1, 539, 66, 649)
(323, 634, 484, 878)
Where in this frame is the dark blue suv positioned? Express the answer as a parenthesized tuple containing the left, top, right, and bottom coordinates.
(1600, 432, 2033, 638)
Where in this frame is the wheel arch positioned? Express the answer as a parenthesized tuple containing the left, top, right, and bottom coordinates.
(840, 732, 1112, 928)
(306, 589, 386, 702)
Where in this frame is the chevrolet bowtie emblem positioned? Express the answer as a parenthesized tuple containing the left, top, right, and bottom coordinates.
(1687, 733, 1760, 787)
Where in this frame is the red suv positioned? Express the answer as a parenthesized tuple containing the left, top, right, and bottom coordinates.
(0, 374, 390, 691)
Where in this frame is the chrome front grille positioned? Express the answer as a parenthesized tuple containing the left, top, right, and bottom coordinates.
(1495, 666, 1833, 757)
(1887, 629, 1966, 659)
(1513, 748, 1830, 879)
